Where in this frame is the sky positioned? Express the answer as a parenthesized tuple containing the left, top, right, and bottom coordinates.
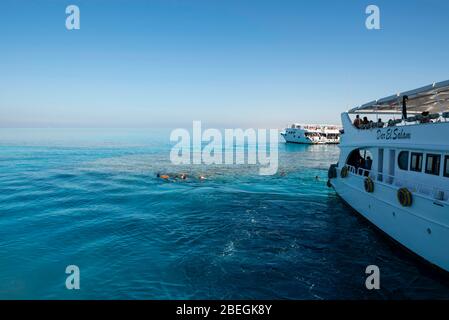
(1, 0, 449, 128)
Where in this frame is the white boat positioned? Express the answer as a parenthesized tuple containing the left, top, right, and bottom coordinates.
(328, 80, 449, 272)
(281, 124, 341, 144)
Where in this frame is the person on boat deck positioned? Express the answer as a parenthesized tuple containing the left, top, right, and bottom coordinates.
(353, 115, 362, 128)
(359, 156, 372, 176)
(358, 158, 365, 171)
(420, 111, 431, 123)
(377, 118, 384, 127)
(365, 156, 373, 170)
(362, 117, 369, 127)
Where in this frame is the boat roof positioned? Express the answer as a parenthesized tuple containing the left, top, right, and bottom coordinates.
(348, 80, 449, 114)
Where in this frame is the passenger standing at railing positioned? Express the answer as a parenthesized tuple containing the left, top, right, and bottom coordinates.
(365, 156, 373, 171)
(359, 158, 365, 171)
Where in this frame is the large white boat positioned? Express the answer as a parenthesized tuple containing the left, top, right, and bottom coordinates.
(281, 124, 341, 144)
(328, 80, 449, 272)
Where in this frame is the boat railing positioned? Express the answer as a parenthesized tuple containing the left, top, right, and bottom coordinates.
(351, 112, 449, 131)
(345, 164, 449, 202)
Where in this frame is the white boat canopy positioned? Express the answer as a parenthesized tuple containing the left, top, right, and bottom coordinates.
(348, 80, 449, 114)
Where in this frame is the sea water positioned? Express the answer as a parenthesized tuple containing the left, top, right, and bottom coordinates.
(0, 128, 448, 299)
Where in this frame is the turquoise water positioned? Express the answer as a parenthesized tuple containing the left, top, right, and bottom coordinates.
(0, 128, 448, 299)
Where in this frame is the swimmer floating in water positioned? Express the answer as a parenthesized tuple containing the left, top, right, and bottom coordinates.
(157, 172, 207, 182)
(156, 173, 170, 180)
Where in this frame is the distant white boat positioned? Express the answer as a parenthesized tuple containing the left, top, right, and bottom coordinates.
(281, 124, 341, 144)
(328, 80, 449, 272)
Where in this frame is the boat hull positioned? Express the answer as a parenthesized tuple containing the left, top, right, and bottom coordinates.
(281, 134, 314, 144)
(331, 175, 449, 273)
(281, 124, 341, 145)
(281, 134, 336, 145)
(284, 142, 316, 145)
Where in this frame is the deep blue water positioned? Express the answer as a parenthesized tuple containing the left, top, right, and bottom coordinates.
(0, 128, 448, 299)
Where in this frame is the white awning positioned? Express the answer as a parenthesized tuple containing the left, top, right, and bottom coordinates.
(348, 80, 449, 114)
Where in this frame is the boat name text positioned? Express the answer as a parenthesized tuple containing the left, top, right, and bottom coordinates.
(377, 128, 411, 140)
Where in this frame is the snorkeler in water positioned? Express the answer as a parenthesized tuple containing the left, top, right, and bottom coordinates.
(156, 173, 170, 180)
(158, 172, 207, 182)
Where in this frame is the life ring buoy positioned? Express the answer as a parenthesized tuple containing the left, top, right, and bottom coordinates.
(340, 166, 349, 178)
(397, 188, 413, 207)
(364, 177, 374, 193)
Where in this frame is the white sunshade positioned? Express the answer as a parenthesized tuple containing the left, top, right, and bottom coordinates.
(348, 80, 449, 114)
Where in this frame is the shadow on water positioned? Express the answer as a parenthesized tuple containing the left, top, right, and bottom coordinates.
(327, 194, 449, 299)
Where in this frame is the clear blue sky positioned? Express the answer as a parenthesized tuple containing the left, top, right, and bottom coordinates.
(1, 0, 448, 128)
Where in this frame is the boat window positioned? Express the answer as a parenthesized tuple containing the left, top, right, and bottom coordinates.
(444, 156, 449, 178)
(425, 154, 441, 176)
(398, 151, 409, 171)
(410, 153, 423, 172)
